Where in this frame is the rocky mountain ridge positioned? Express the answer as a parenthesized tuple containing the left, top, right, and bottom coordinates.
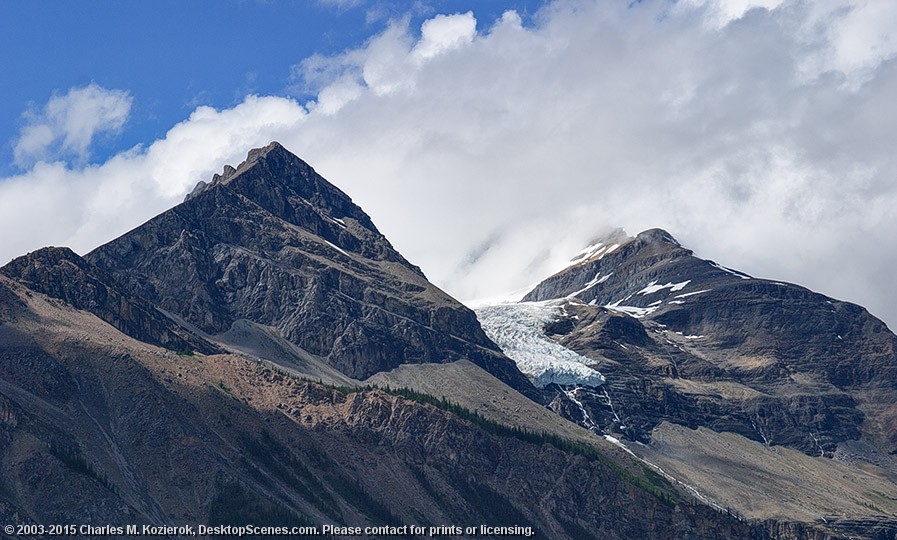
(0, 246, 219, 356)
(82, 142, 538, 400)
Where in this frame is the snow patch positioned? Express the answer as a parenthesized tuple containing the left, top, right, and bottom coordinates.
(605, 295, 660, 318)
(606, 304, 658, 318)
(565, 240, 620, 269)
(637, 280, 691, 295)
(322, 240, 349, 257)
(475, 301, 605, 388)
(709, 261, 750, 279)
(672, 289, 712, 299)
(604, 435, 637, 457)
(321, 214, 346, 228)
(569, 242, 607, 265)
(568, 272, 613, 298)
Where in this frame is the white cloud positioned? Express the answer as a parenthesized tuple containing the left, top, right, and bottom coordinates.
(681, 0, 897, 85)
(13, 83, 133, 167)
(822, 0, 897, 79)
(3, 0, 897, 330)
(412, 12, 477, 60)
(282, 0, 897, 326)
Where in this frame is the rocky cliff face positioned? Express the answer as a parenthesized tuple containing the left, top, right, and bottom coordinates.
(84, 142, 538, 400)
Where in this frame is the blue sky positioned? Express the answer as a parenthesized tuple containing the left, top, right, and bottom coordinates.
(0, 0, 545, 174)
(2, 0, 897, 327)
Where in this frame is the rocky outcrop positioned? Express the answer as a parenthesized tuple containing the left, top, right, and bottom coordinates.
(85, 143, 539, 400)
(0, 247, 218, 355)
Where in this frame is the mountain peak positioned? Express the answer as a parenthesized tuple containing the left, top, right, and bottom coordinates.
(182, 142, 383, 240)
(634, 227, 680, 247)
(86, 145, 540, 397)
(522, 227, 695, 303)
(564, 228, 681, 271)
(565, 228, 632, 268)
(186, 141, 308, 202)
(222, 140, 295, 184)
(245, 140, 286, 162)
(3, 246, 81, 268)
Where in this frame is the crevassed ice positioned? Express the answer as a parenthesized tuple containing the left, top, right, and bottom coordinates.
(475, 301, 605, 388)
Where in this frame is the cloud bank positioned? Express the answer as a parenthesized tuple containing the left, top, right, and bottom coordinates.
(3, 0, 897, 329)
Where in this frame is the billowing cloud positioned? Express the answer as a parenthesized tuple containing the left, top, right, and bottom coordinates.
(413, 12, 477, 60)
(279, 1, 897, 319)
(13, 83, 133, 167)
(3, 0, 897, 329)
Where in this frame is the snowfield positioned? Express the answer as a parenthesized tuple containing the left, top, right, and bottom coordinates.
(475, 300, 605, 387)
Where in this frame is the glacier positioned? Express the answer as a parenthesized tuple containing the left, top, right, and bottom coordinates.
(475, 300, 605, 387)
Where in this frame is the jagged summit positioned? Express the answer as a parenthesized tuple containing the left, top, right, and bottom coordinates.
(187, 142, 291, 201)
(185, 142, 379, 237)
(245, 139, 286, 161)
